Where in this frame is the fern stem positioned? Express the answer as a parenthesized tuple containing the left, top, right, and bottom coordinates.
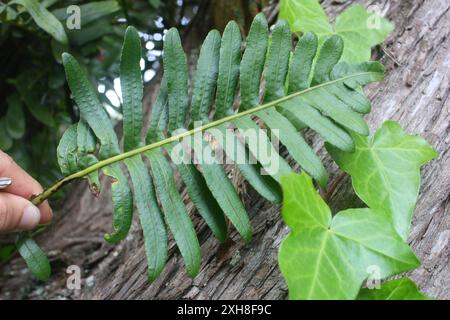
(31, 72, 376, 206)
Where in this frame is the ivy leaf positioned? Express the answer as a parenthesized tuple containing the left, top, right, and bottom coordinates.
(279, 0, 332, 38)
(327, 121, 438, 240)
(279, 1, 394, 63)
(357, 278, 430, 300)
(334, 5, 394, 62)
(278, 172, 419, 300)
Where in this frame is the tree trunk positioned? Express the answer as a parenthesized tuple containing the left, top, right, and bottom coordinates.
(1, 0, 449, 300)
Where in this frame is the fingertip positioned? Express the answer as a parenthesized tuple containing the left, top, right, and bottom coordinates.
(38, 201, 53, 224)
(18, 205, 41, 231)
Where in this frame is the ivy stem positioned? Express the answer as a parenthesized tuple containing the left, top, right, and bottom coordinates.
(324, 171, 347, 202)
(31, 72, 375, 206)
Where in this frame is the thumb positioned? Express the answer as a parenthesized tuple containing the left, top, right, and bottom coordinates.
(0, 193, 41, 233)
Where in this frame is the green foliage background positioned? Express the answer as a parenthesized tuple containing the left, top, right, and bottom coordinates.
(0, 0, 195, 187)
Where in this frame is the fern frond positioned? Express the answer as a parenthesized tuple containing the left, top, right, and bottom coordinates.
(27, 14, 384, 281)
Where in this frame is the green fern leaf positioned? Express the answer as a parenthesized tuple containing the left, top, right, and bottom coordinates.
(24, 14, 384, 281)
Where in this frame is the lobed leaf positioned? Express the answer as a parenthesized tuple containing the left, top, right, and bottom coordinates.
(327, 121, 438, 240)
(280, 0, 394, 63)
(278, 172, 420, 300)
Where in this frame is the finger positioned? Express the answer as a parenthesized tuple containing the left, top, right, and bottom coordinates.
(0, 193, 41, 233)
(0, 150, 52, 223)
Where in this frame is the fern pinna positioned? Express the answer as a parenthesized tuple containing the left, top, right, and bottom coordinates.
(21, 13, 384, 281)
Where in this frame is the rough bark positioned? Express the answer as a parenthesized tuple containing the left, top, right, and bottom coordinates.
(0, 0, 449, 300)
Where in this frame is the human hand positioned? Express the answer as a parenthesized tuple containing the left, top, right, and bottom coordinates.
(0, 150, 52, 233)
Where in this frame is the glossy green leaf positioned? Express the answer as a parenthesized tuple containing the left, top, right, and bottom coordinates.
(16, 235, 51, 282)
(280, 60, 384, 138)
(233, 116, 293, 181)
(102, 163, 133, 243)
(357, 278, 429, 300)
(312, 35, 344, 85)
(14, 0, 68, 44)
(280, 1, 394, 63)
(121, 26, 144, 152)
(55, 121, 99, 191)
(279, 0, 332, 38)
(335, 5, 395, 62)
(57, 124, 79, 176)
(213, 20, 281, 202)
(151, 77, 228, 247)
(164, 28, 189, 132)
(118, 27, 168, 277)
(62, 53, 120, 158)
(209, 124, 282, 203)
(242, 15, 328, 186)
(146, 77, 169, 143)
(191, 137, 252, 241)
(190, 30, 221, 125)
(214, 21, 241, 120)
(327, 121, 438, 240)
(76, 120, 100, 192)
(62, 52, 133, 243)
(278, 172, 420, 300)
(167, 143, 228, 242)
(263, 19, 291, 103)
(287, 32, 318, 93)
(147, 149, 201, 278)
(240, 13, 268, 111)
(124, 156, 168, 281)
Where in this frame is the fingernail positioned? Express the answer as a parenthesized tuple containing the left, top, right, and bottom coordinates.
(18, 205, 41, 230)
(0, 177, 12, 189)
